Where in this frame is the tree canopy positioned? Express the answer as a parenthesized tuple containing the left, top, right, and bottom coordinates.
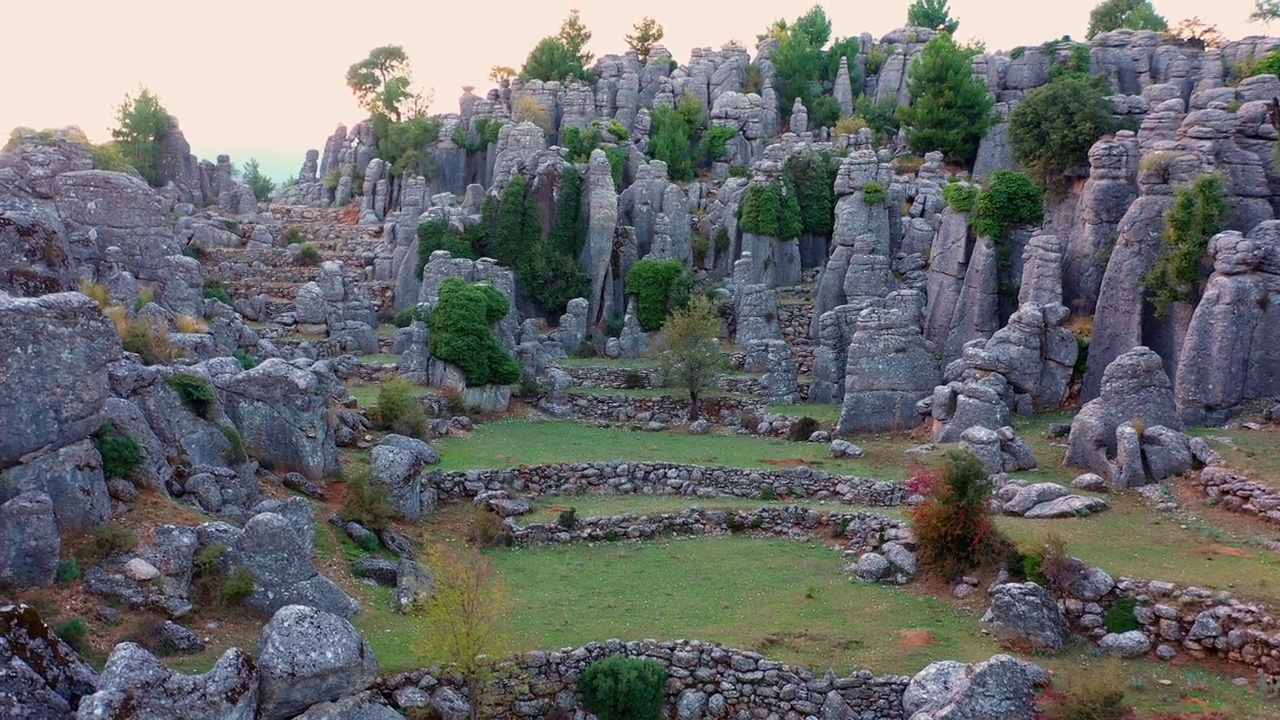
(898, 33, 994, 167)
(625, 17, 665, 62)
(111, 87, 169, 187)
(1009, 74, 1116, 190)
(1086, 0, 1168, 39)
(1251, 1, 1280, 27)
(521, 36, 588, 82)
(242, 159, 274, 202)
(345, 45, 428, 121)
(558, 9, 594, 66)
(653, 296, 725, 421)
(907, 0, 960, 34)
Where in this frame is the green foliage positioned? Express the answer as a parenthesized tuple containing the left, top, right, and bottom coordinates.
(428, 278, 521, 386)
(487, 172, 589, 317)
(1251, 0, 1280, 27)
(94, 422, 142, 480)
(740, 183, 803, 239)
(899, 33, 995, 167)
(521, 36, 588, 82)
(220, 424, 247, 464)
(699, 126, 738, 162)
(1086, 0, 1167, 40)
(557, 506, 579, 530)
(807, 96, 842, 130)
(577, 654, 668, 720)
(562, 124, 603, 162)
(120, 316, 178, 366)
(971, 171, 1044, 240)
(285, 226, 305, 244)
(203, 277, 233, 306)
(341, 465, 394, 532)
(550, 170, 586, 258)
(865, 45, 888, 76)
(345, 45, 423, 121)
(1010, 75, 1115, 190)
(625, 259, 693, 331)
(193, 544, 255, 610)
(654, 296, 725, 421)
(56, 558, 81, 584)
(393, 306, 426, 328)
(606, 119, 630, 141)
(907, 0, 959, 34)
(166, 373, 217, 419)
(111, 87, 169, 187)
(454, 118, 504, 153)
(768, 7, 829, 121)
(297, 243, 321, 265)
(825, 36, 864, 93)
(1142, 174, 1228, 317)
(648, 101, 699, 181)
(785, 153, 839, 236)
(1038, 660, 1132, 720)
(1104, 597, 1139, 633)
(416, 220, 476, 280)
(242, 158, 274, 202)
(370, 377, 430, 438)
(791, 4, 832, 46)
(81, 523, 137, 566)
(942, 182, 979, 212)
(86, 142, 133, 173)
(489, 174, 536, 264)
(558, 8, 594, 67)
(909, 450, 1006, 577)
(605, 147, 627, 189)
(625, 17, 665, 63)
(233, 348, 259, 370)
(862, 181, 888, 205)
(728, 165, 751, 179)
(522, 250, 591, 320)
(1047, 44, 1096, 83)
(1250, 49, 1280, 77)
(55, 618, 89, 652)
(373, 114, 442, 179)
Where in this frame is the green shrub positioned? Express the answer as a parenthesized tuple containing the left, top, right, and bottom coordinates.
(909, 450, 1007, 577)
(972, 171, 1044, 240)
(624, 259, 693, 332)
(648, 103, 697, 181)
(1086, 0, 1167, 40)
(341, 466, 394, 532)
(785, 153, 840, 236)
(81, 523, 137, 565)
(203, 277, 233, 306)
(1104, 597, 1140, 633)
(233, 348, 259, 370)
(297, 243, 321, 266)
(862, 181, 888, 205)
(416, 220, 476, 279)
(714, 228, 731, 254)
(787, 417, 820, 442)
(370, 377, 430, 437)
(1251, 50, 1280, 78)
(727, 165, 751, 178)
(699, 125, 738, 162)
(285, 226, 305, 244)
(218, 569, 255, 608)
(577, 654, 668, 720)
(1037, 659, 1132, 720)
(220, 424, 247, 464)
(606, 118, 630, 140)
(899, 33, 994, 167)
(604, 528, 621, 541)
(94, 422, 142, 480)
(605, 318, 625, 338)
(55, 618, 89, 652)
(1141, 174, 1228, 317)
(1010, 75, 1116, 190)
(393, 306, 426, 328)
(759, 486, 777, 501)
(427, 278, 522, 386)
(166, 373, 217, 419)
(942, 182, 980, 212)
(557, 506, 579, 530)
(120, 316, 178, 366)
(740, 183, 803, 239)
(111, 87, 169, 187)
(56, 558, 81, 584)
(192, 544, 255, 609)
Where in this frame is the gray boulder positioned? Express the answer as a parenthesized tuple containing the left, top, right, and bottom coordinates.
(75, 644, 256, 720)
(1001, 483, 1068, 516)
(0, 291, 121, 468)
(853, 552, 891, 582)
(1022, 495, 1108, 518)
(294, 691, 403, 720)
(903, 654, 1049, 720)
(370, 444, 426, 520)
(221, 511, 359, 618)
(256, 605, 379, 720)
(395, 559, 434, 614)
(1, 439, 109, 532)
(216, 359, 339, 480)
(988, 582, 1066, 652)
(837, 295, 940, 434)
(0, 492, 59, 588)
(1099, 630, 1151, 659)
(0, 603, 98, 710)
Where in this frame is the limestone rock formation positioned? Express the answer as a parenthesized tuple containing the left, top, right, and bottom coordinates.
(0, 492, 60, 588)
(837, 292, 939, 434)
(76, 643, 256, 720)
(256, 605, 379, 720)
(989, 583, 1067, 652)
(903, 654, 1049, 720)
(0, 603, 98, 714)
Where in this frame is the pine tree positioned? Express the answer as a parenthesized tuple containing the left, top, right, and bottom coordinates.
(625, 17, 665, 63)
(898, 33, 994, 168)
(111, 87, 169, 187)
(907, 0, 960, 34)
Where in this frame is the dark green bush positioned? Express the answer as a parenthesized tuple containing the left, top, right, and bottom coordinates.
(557, 506, 579, 530)
(233, 348, 259, 370)
(787, 417, 820, 442)
(218, 569, 255, 608)
(166, 373, 217, 419)
(427, 278, 522, 386)
(1251, 50, 1280, 77)
(1010, 75, 1116, 190)
(56, 558, 81, 584)
(577, 654, 668, 720)
(898, 33, 994, 167)
(648, 103, 697, 181)
(698, 125, 738, 162)
(759, 486, 778, 501)
(416, 220, 476, 279)
(370, 377, 430, 437)
(740, 183, 803, 239)
(203, 277, 233, 306)
(341, 467, 394, 532)
(624, 259, 693, 332)
(393, 306, 426, 328)
(297, 243, 321, 266)
(55, 618, 89, 652)
(727, 165, 751, 178)
(942, 182, 979, 212)
(1141, 173, 1227, 317)
(854, 94, 901, 140)
(862, 181, 888, 205)
(191, 544, 254, 609)
(1104, 597, 1140, 633)
(94, 422, 142, 480)
(785, 153, 839, 237)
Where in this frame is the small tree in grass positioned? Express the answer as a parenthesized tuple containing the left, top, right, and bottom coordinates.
(653, 296, 724, 421)
(577, 654, 668, 720)
(909, 449, 1007, 578)
(416, 539, 511, 720)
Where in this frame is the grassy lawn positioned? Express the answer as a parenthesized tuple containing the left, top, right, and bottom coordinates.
(1188, 424, 1280, 485)
(768, 402, 842, 425)
(434, 418, 921, 476)
(345, 380, 431, 410)
(492, 537, 993, 676)
(523, 495, 905, 525)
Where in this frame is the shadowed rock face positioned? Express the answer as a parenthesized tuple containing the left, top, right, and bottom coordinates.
(0, 603, 98, 711)
(0, 291, 121, 469)
(75, 642, 257, 720)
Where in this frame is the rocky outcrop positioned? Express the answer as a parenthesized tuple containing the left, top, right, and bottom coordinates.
(256, 605, 379, 720)
(370, 435, 440, 520)
(1174, 223, 1280, 424)
(75, 644, 256, 720)
(903, 654, 1049, 720)
(837, 291, 939, 434)
(583, 151, 618, 325)
(1065, 132, 1140, 313)
(0, 603, 98, 715)
(0, 492, 60, 588)
(1066, 346, 1184, 480)
(989, 582, 1067, 652)
(0, 291, 121, 469)
(957, 426, 1037, 475)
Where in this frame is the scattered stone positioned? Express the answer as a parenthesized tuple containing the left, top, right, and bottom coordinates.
(1071, 473, 1107, 492)
(829, 439, 865, 459)
(903, 654, 1050, 720)
(989, 582, 1066, 652)
(159, 620, 207, 655)
(1099, 630, 1151, 659)
(123, 558, 161, 581)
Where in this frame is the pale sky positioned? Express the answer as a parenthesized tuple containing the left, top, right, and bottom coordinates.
(0, 0, 1267, 181)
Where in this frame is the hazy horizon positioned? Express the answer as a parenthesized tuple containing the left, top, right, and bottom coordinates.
(0, 0, 1268, 182)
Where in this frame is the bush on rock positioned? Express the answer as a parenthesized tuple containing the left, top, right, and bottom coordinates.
(427, 278, 520, 386)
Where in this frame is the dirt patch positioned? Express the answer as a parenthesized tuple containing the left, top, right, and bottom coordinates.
(1191, 544, 1254, 559)
(897, 628, 937, 650)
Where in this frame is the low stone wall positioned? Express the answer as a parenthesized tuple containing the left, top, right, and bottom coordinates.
(382, 639, 909, 720)
(512, 506, 910, 553)
(1194, 466, 1280, 526)
(778, 298, 815, 375)
(564, 392, 763, 427)
(434, 461, 909, 506)
(560, 365, 661, 389)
